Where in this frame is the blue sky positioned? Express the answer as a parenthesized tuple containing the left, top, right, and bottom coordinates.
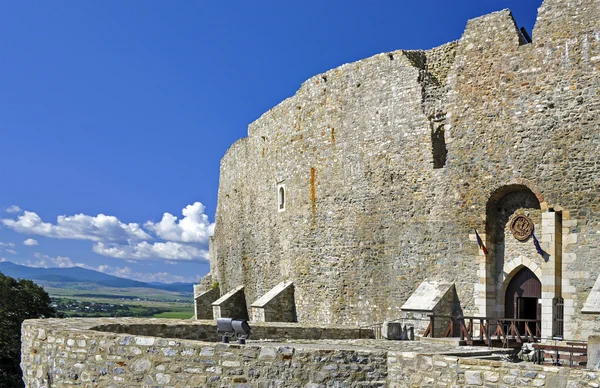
(0, 1, 543, 283)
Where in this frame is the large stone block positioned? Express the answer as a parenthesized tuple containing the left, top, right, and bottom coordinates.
(381, 322, 402, 340)
(250, 281, 296, 322)
(194, 286, 220, 320)
(212, 285, 248, 320)
(588, 336, 600, 371)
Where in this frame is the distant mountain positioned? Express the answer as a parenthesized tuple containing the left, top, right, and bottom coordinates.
(147, 282, 197, 293)
(0, 261, 194, 294)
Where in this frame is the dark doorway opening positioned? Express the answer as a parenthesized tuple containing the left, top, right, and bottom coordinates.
(505, 267, 541, 333)
(517, 297, 538, 320)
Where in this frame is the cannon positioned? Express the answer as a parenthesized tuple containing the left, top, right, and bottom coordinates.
(216, 318, 252, 344)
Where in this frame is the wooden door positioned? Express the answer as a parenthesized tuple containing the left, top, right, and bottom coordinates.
(505, 267, 541, 320)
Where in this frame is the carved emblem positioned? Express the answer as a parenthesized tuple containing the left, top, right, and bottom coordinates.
(510, 215, 534, 241)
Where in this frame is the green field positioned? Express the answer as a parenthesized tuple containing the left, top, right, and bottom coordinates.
(42, 284, 191, 302)
(44, 284, 194, 319)
(152, 310, 194, 319)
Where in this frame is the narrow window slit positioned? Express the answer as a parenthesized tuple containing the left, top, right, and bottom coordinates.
(277, 184, 286, 212)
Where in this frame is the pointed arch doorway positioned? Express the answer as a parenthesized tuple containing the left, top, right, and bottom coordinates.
(505, 267, 541, 333)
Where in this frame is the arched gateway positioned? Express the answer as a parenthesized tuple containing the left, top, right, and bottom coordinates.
(480, 183, 564, 338)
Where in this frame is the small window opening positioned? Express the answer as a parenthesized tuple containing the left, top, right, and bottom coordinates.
(553, 297, 564, 338)
(277, 184, 286, 212)
(431, 125, 447, 169)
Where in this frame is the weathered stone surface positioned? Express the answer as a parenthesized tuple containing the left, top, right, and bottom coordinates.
(465, 370, 483, 385)
(194, 285, 220, 319)
(23, 317, 600, 387)
(250, 281, 296, 322)
(132, 358, 151, 373)
(584, 275, 600, 314)
(484, 370, 500, 382)
(401, 281, 458, 337)
(212, 285, 248, 320)
(401, 281, 454, 313)
(588, 336, 600, 371)
(21, 318, 387, 387)
(381, 322, 402, 340)
(201, 0, 600, 341)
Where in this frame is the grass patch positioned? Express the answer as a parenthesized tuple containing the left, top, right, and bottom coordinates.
(153, 310, 194, 319)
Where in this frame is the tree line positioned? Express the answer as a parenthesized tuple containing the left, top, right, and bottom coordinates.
(0, 273, 58, 388)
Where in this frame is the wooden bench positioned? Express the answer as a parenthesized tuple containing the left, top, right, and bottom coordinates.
(532, 343, 587, 367)
(566, 341, 587, 348)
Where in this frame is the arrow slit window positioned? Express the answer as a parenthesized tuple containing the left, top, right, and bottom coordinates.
(278, 184, 286, 212)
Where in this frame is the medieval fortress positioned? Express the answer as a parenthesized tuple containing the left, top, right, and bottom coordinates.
(21, 0, 600, 386)
(199, 0, 600, 340)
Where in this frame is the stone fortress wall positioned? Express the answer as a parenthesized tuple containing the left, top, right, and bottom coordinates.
(203, 0, 600, 339)
(20, 318, 384, 387)
(20, 318, 600, 387)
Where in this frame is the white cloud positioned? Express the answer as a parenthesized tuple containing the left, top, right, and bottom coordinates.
(29, 253, 75, 268)
(145, 202, 215, 243)
(92, 264, 199, 284)
(23, 238, 38, 246)
(0, 243, 16, 254)
(0, 258, 6, 262)
(2, 202, 214, 265)
(2, 211, 152, 242)
(6, 205, 21, 213)
(93, 241, 209, 261)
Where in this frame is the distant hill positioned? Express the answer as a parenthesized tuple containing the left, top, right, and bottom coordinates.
(0, 261, 194, 294)
(147, 282, 197, 293)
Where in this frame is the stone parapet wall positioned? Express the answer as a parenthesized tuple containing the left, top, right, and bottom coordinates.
(21, 319, 382, 387)
(533, 0, 599, 44)
(21, 318, 600, 387)
(388, 351, 600, 387)
(89, 319, 375, 342)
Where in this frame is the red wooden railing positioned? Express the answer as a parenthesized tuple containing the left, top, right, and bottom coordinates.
(423, 314, 541, 346)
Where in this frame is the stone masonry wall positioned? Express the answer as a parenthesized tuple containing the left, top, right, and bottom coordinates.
(90, 319, 374, 342)
(194, 287, 219, 320)
(444, 1, 599, 338)
(212, 286, 248, 320)
(208, 0, 600, 335)
(213, 46, 467, 326)
(251, 281, 296, 322)
(21, 319, 383, 387)
(387, 351, 600, 388)
(21, 318, 600, 388)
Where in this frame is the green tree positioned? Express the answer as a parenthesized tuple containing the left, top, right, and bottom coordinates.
(0, 273, 58, 388)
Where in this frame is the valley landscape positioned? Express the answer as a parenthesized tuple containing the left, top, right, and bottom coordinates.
(0, 261, 195, 319)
